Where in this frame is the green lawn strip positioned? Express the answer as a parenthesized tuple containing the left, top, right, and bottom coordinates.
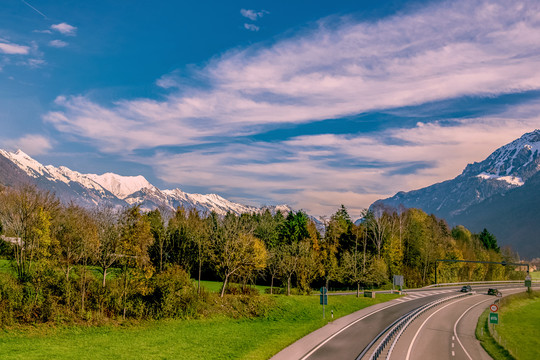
(195, 279, 269, 294)
(530, 271, 540, 280)
(475, 308, 514, 360)
(0, 293, 398, 360)
(495, 291, 540, 360)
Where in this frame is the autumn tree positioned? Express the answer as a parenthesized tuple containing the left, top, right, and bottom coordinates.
(53, 204, 99, 308)
(211, 213, 267, 297)
(146, 208, 168, 273)
(94, 206, 122, 287)
(118, 205, 154, 319)
(0, 185, 58, 282)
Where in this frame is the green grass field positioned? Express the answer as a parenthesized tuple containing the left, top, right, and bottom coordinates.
(195, 279, 271, 294)
(0, 293, 398, 359)
(475, 309, 514, 360)
(530, 271, 540, 280)
(493, 291, 540, 360)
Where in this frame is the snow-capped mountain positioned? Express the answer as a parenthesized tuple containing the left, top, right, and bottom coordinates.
(372, 129, 540, 256)
(88, 173, 154, 199)
(462, 130, 540, 184)
(0, 149, 291, 217)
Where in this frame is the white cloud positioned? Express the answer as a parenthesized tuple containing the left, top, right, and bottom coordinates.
(3, 134, 53, 156)
(50, 0, 540, 150)
(244, 23, 260, 32)
(240, 9, 269, 21)
(0, 42, 30, 55)
(45, 0, 540, 215)
(25, 58, 46, 68)
(49, 40, 68, 48)
(145, 112, 540, 216)
(51, 23, 77, 36)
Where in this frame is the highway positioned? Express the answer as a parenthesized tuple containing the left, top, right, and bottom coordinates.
(272, 283, 531, 360)
(388, 286, 532, 360)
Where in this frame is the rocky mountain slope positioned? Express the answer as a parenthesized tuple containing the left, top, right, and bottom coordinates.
(372, 129, 540, 257)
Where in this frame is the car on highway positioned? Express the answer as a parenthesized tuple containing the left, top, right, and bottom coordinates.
(487, 288, 502, 296)
(460, 285, 472, 292)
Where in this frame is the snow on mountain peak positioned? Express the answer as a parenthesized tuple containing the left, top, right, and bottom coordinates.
(0, 147, 292, 217)
(0, 149, 47, 177)
(466, 129, 540, 181)
(88, 173, 153, 199)
(476, 172, 524, 186)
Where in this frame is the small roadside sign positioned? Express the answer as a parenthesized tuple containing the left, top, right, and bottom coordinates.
(490, 304, 498, 312)
(525, 274, 532, 288)
(489, 312, 499, 325)
(319, 287, 328, 318)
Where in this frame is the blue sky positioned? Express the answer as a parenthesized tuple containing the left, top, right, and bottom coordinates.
(2, 0, 540, 217)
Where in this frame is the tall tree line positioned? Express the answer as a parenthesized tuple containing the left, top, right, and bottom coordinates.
(0, 185, 524, 325)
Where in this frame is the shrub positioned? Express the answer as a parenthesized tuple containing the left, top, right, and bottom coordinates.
(148, 265, 201, 319)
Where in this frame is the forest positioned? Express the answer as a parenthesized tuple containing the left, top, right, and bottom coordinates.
(0, 185, 524, 325)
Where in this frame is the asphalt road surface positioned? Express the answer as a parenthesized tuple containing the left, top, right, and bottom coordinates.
(272, 283, 530, 360)
(389, 286, 532, 360)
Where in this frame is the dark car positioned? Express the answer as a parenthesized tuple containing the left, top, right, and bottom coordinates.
(487, 288, 502, 296)
(460, 285, 472, 292)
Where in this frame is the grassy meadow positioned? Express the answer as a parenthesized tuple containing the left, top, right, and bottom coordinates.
(477, 290, 540, 360)
(494, 291, 540, 360)
(0, 293, 398, 360)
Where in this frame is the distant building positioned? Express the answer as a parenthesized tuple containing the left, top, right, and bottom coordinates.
(0, 235, 22, 246)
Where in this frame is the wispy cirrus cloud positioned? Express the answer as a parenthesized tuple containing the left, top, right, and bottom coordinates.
(2, 134, 53, 156)
(51, 22, 77, 36)
(244, 23, 260, 32)
(146, 110, 540, 215)
(45, 0, 540, 214)
(240, 9, 269, 21)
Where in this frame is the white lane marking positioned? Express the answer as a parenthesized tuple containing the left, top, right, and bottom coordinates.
(405, 295, 475, 360)
(300, 300, 403, 360)
(453, 286, 525, 360)
(452, 343, 455, 348)
(452, 336, 455, 341)
(452, 351, 455, 356)
(453, 298, 503, 359)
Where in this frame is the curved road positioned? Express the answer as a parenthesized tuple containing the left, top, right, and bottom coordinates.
(272, 284, 530, 360)
(389, 286, 534, 360)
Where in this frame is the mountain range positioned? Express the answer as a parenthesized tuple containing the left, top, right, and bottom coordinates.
(0, 149, 291, 217)
(373, 129, 540, 258)
(2, 130, 540, 257)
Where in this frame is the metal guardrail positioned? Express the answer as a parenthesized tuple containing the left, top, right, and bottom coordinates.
(424, 280, 539, 288)
(362, 293, 471, 360)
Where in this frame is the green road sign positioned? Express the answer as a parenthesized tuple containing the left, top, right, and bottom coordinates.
(320, 287, 327, 294)
(489, 313, 499, 325)
(320, 294, 328, 305)
(525, 279, 532, 287)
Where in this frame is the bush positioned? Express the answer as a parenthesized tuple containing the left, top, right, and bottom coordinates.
(148, 265, 201, 319)
(0, 272, 23, 326)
